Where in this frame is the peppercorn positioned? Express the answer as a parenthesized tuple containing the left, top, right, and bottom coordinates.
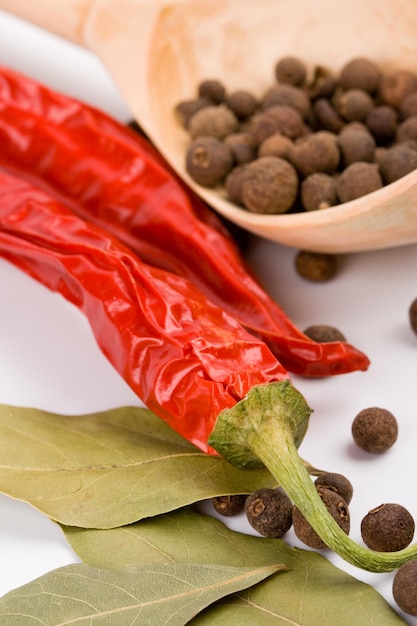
(313, 98, 345, 133)
(274, 56, 307, 87)
(409, 297, 417, 335)
(361, 503, 415, 552)
(314, 472, 353, 504)
(224, 132, 257, 165)
(225, 89, 258, 120)
(245, 488, 293, 538)
(240, 156, 299, 214)
(366, 105, 398, 144)
(304, 325, 347, 344)
(337, 126, 376, 166)
(379, 143, 417, 184)
(288, 131, 340, 177)
(378, 69, 417, 108)
(336, 162, 383, 203)
(185, 136, 234, 187)
(247, 105, 305, 144)
(258, 132, 293, 159)
(174, 98, 212, 128)
(212, 494, 247, 517)
(262, 84, 311, 120)
(188, 105, 239, 140)
(392, 559, 417, 616)
(307, 65, 336, 100)
(339, 57, 381, 93)
(198, 79, 226, 104)
(351, 407, 398, 453)
(292, 486, 350, 549)
(295, 250, 338, 282)
(399, 92, 417, 119)
(300, 173, 338, 211)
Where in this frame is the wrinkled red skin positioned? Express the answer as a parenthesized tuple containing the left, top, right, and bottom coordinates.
(0, 66, 370, 377)
(0, 170, 289, 454)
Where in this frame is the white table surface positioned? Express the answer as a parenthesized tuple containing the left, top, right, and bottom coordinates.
(0, 10, 417, 624)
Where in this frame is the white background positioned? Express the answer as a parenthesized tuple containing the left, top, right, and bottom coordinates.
(0, 9, 417, 624)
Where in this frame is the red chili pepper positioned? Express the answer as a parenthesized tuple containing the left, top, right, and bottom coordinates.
(0, 168, 288, 454)
(0, 66, 370, 377)
(0, 168, 414, 573)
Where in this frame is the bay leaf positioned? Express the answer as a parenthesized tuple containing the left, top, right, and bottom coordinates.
(62, 509, 405, 625)
(0, 562, 283, 626)
(0, 404, 275, 528)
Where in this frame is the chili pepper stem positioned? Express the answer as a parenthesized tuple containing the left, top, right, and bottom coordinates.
(209, 380, 417, 573)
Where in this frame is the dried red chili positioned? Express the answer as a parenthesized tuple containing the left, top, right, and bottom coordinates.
(0, 166, 414, 573)
(0, 66, 370, 378)
(0, 169, 287, 453)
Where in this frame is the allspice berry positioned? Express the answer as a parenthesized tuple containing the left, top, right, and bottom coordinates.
(351, 407, 398, 453)
(262, 84, 311, 120)
(366, 105, 398, 144)
(300, 173, 338, 211)
(361, 503, 415, 552)
(186, 136, 234, 187)
(225, 164, 247, 205)
(292, 486, 350, 549)
(213, 494, 247, 517)
(248, 105, 305, 144)
(336, 162, 383, 203)
(245, 488, 293, 538)
(399, 92, 417, 119)
(258, 132, 293, 159)
(275, 56, 307, 86)
(339, 57, 381, 93)
(175, 98, 212, 128)
(313, 98, 344, 133)
(188, 104, 239, 140)
(378, 69, 417, 108)
(336, 88, 374, 122)
(379, 143, 417, 184)
(198, 79, 226, 104)
(307, 65, 336, 100)
(240, 156, 299, 214)
(393, 559, 417, 616)
(295, 250, 338, 281)
(224, 132, 257, 164)
(314, 472, 353, 504)
(396, 115, 417, 144)
(225, 89, 258, 119)
(288, 131, 340, 177)
(409, 297, 417, 335)
(303, 325, 347, 344)
(337, 127, 376, 166)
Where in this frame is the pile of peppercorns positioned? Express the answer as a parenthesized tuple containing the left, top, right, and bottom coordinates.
(212, 403, 417, 617)
(176, 57, 417, 215)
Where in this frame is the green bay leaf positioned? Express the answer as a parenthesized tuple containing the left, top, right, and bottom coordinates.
(0, 562, 282, 626)
(62, 509, 406, 626)
(0, 404, 275, 528)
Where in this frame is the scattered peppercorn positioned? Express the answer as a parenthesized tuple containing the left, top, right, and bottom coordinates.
(295, 250, 338, 282)
(212, 494, 247, 517)
(366, 105, 398, 144)
(300, 172, 338, 211)
(225, 89, 258, 120)
(275, 56, 307, 87)
(392, 559, 417, 616)
(351, 407, 398, 453)
(361, 503, 415, 552)
(240, 156, 299, 214)
(292, 486, 350, 549)
(185, 136, 233, 187)
(336, 88, 374, 122)
(409, 297, 417, 335)
(337, 126, 376, 166)
(288, 131, 340, 177)
(304, 325, 347, 344)
(258, 132, 293, 159)
(262, 84, 311, 120)
(245, 488, 293, 538)
(314, 472, 353, 504)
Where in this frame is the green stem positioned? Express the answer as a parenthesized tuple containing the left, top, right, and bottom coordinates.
(209, 380, 417, 573)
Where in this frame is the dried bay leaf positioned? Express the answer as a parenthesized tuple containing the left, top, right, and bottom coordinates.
(62, 509, 406, 625)
(0, 562, 283, 626)
(0, 404, 275, 528)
